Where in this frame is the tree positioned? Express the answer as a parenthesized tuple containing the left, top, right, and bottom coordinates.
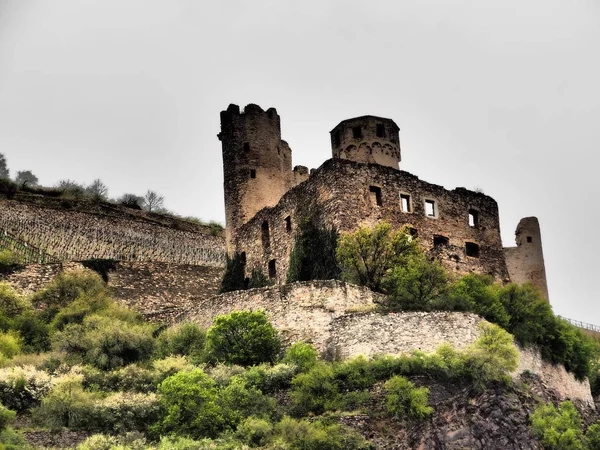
(14, 170, 38, 188)
(206, 310, 281, 366)
(0, 154, 8, 179)
(85, 179, 108, 200)
(143, 190, 164, 212)
(118, 193, 144, 210)
(530, 401, 584, 450)
(385, 254, 448, 310)
(286, 218, 340, 283)
(337, 222, 419, 292)
(56, 179, 85, 198)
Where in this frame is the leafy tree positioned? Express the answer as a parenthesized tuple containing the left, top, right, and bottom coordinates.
(85, 179, 108, 200)
(155, 323, 206, 361)
(56, 179, 85, 198)
(337, 222, 418, 292)
(206, 311, 281, 366)
(385, 254, 448, 310)
(383, 375, 433, 421)
(118, 193, 144, 210)
(154, 369, 225, 439)
(530, 401, 584, 450)
(14, 170, 38, 188)
(289, 363, 339, 416)
(282, 342, 318, 372)
(287, 218, 340, 283)
(143, 190, 164, 212)
(219, 253, 247, 293)
(586, 421, 600, 450)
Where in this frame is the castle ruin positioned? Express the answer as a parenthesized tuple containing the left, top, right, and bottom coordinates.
(219, 103, 549, 298)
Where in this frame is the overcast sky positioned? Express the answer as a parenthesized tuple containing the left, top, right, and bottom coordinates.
(0, 0, 599, 324)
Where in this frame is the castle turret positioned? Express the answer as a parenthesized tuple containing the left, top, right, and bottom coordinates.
(503, 217, 549, 300)
(330, 116, 401, 169)
(219, 104, 293, 252)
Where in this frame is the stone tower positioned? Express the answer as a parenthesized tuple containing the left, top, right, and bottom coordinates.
(503, 217, 549, 300)
(218, 104, 293, 252)
(330, 116, 401, 170)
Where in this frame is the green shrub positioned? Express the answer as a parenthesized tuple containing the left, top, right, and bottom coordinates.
(530, 401, 584, 450)
(286, 217, 340, 283)
(155, 323, 206, 361)
(83, 364, 156, 393)
(0, 426, 29, 450)
(206, 363, 246, 387)
(238, 363, 298, 393)
(0, 403, 15, 431)
(12, 311, 51, 353)
(0, 331, 21, 359)
(0, 365, 53, 412)
(220, 253, 247, 294)
(76, 434, 121, 450)
(0, 251, 22, 275)
(0, 178, 17, 200)
(219, 377, 277, 427)
(383, 375, 433, 421)
(289, 363, 339, 416)
(333, 356, 376, 391)
(282, 342, 318, 372)
(206, 311, 281, 366)
(587, 422, 600, 450)
(248, 267, 271, 289)
(33, 374, 98, 429)
(152, 355, 195, 384)
(31, 270, 107, 309)
(275, 416, 371, 450)
(0, 283, 29, 319)
(236, 416, 274, 447)
(54, 315, 155, 370)
(336, 222, 418, 292)
(94, 391, 160, 433)
(385, 254, 448, 311)
(154, 369, 226, 439)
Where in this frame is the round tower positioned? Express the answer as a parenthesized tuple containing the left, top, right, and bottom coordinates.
(218, 103, 293, 252)
(330, 116, 401, 169)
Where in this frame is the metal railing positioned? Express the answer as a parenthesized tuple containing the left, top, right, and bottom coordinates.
(0, 228, 60, 264)
(558, 316, 600, 333)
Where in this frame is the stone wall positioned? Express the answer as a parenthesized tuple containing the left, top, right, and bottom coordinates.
(0, 262, 224, 322)
(235, 158, 509, 283)
(0, 198, 225, 267)
(184, 281, 593, 407)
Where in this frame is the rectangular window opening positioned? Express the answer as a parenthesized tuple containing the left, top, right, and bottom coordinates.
(369, 186, 383, 206)
(250, 169, 256, 179)
(376, 123, 386, 138)
(243, 142, 250, 153)
(352, 126, 362, 139)
(465, 242, 480, 258)
(433, 235, 449, 247)
(285, 216, 292, 232)
(468, 209, 479, 228)
(332, 130, 341, 147)
(425, 200, 437, 218)
(400, 194, 411, 213)
(527, 236, 533, 243)
(261, 221, 270, 249)
(268, 259, 277, 278)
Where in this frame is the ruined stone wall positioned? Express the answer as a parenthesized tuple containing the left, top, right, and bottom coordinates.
(504, 217, 549, 299)
(235, 159, 509, 283)
(0, 199, 225, 266)
(184, 281, 592, 406)
(0, 261, 224, 322)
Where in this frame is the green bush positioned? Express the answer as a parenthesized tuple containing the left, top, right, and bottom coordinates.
(206, 311, 281, 366)
(337, 222, 418, 293)
(0, 283, 29, 319)
(530, 401, 584, 450)
(219, 377, 277, 427)
(0, 251, 22, 275)
(0, 403, 15, 431)
(275, 416, 371, 450)
(289, 363, 339, 416)
(33, 374, 98, 429)
(152, 355, 195, 384)
(333, 356, 375, 391)
(282, 342, 318, 372)
(587, 422, 600, 450)
(383, 375, 433, 421)
(0, 365, 53, 412)
(0, 178, 17, 200)
(236, 416, 273, 447)
(286, 217, 340, 283)
(248, 267, 271, 289)
(237, 363, 298, 393)
(12, 311, 51, 353)
(94, 391, 160, 433)
(155, 323, 206, 361)
(385, 254, 448, 311)
(154, 369, 226, 439)
(31, 270, 107, 309)
(54, 315, 155, 370)
(0, 331, 21, 359)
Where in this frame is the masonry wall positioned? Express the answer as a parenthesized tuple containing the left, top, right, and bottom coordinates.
(0, 199, 226, 267)
(0, 262, 224, 323)
(235, 159, 509, 283)
(184, 281, 593, 407)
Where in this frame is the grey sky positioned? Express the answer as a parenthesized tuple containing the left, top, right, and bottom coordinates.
(0, 0, 599, 324)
